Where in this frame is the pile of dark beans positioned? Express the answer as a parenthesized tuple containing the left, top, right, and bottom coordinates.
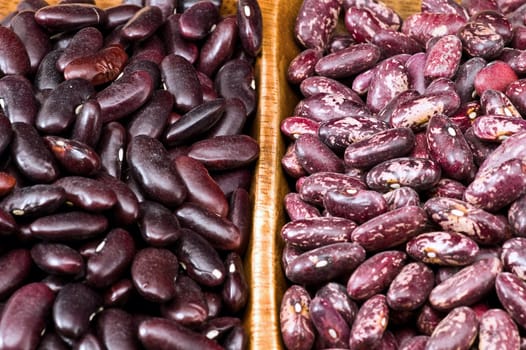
(279, 0, 526, 348)
(0, 0, 261, 349)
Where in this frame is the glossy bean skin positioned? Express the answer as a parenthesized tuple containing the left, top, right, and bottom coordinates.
(103, 279, 134, 307)
(459, 21, 504, 60)
(52, 283, 102, 340)
(96, 308, 139, 350)
(509, 195, 526, 236)
(479, 309, 520, 350)
(294, 93, 371, 123)
(127, 90, 173, 139)
(425, 307, 478, 350)
(86, 228, 135, 289)
(285, 242, 366, 285)
(315, 43, 382, 79)
(280, 285, 316, 350)
(454, 57, 487, 104)
(30, 243, 84, 276)
(346, 250, 407, 301)
(344, 127, 415, 169)
(161, 54, 203, 113)
(294, 0, 342, 50)
(0, 26, 30, 76)
(281, 117, 319, 141)
(56, 27, 103, 73)
(178, 1, 219, 41)
(96, 122, 126, 179)
(287, 49, 322, 85)
(44, 137, 101, 176)
(323, 188, 388, 224)
(0, 114, 11, 157)
(309, 296, 349, 348)
(281, 217, 357, 250)
(0, 249, 31, 300)
(344, 7, 389, 44)
(366, 157, 442, 192)
(424, 35, 462, 81)
(496, 272, 526, 330)
(71, 100, 102, 148)
(429, 257, 502, 311)
(206, 98, 248, 138)
(464, 127, 498, 166)
(55, 176, 116, 212)
(137, 201, 180, 247)
(383, 186, 420, 210)
(138, 317, 223, 350)
(104, 4, 141, 30)
(480, 88, 522, 117)
(284, 193, 320, 221)
(0, 75, 38, 125)
(131, 247, 178, 303)
(72, 333, 103, 350)
(1, 184, 65, 218)
(222, 252, 249, 313)
(401, 13, 467, 45)
(0, 283, 55, 350)
(349, 294, 389, 350)
(372, 29, 422, 57)
(476, 130, 526, 176)
(386, 262, 434, 311)
(215, 59, 256, 116)
(121, 6, 163, 42)
(161, 274, 208, 327)
(237, 0, 262, 56)
(30, 211, 108, 241)
(299, 171, 366, 205)
(300, 76, 362, 102)
(501, 237, 526, 280)
(351, 205, 427, 251)
(160, 14, 199, 64)
(175, 229, 226, 287)
(294, 134, 344, 174)
(127, 135, 187, 207)
(11, 123, 60, 184)
(34, 4, 106, 32)
(96, 173, 139, 226)
(406, 231, 479, 266)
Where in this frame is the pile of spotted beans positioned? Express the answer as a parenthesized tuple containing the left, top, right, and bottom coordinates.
(279, 0, 526, 349)
(0, 0, 261, 349)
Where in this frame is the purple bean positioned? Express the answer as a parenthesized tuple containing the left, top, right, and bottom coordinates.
(0, 249, 31, 300)
(0, 26, 30, 76)
(30, 243, 84, 276)
(160, 274, 208, 327)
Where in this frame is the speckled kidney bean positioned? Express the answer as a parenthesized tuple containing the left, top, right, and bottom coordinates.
(280, 285, 316, 350)
(323, 188, 388, 223)
(478, 308, 520, 349)
(299, 76, 362, 103)
(294, 0, 342, 50)
(349, 294, 389, 350)
(496, 272, 526, 328)
(315, 282, 357, 325)
(454, 56, 487, 103)
(314, 43, 382, 79)
(309, 296, 350, 348)
(281, 217, 357, 250)
(480, 88, 522, 117)
(424, 34, 462, 81)
(366, 56, 409, 114)
(501, 237, 526, 280)
(299, 171, 366, 205)
(383, 186, 420, 210)
(284, 193, 320, 221)
(509, 194, 526, 236)
(294, 93, 371, 123)
(426, 178, 466, 200)
(387, 262, 434, 311)
(287, 49, 322, 85)
(425, 306, 478, 350)
(280, 117, 319, 141)
(402, 12, 467, 45)
(294, 134, 344, 174)
(344, 7, 389, 43)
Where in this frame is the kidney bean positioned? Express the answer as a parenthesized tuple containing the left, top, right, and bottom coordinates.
(416, 304, 445, 336)
(346, 250, 406, 301)
(454, 57, 487, 104)
(299, 171, 366, 205)
(323, 188, 387, 223)
(372, 29, 422, 58)
(54, 176, 116, 212)
(237, 0, 262, 57)
(478, 309, 520, 349)
(44, 136, 101, 176)
(399, 335, 429, 350)
(294, 93, 372, 123)
(294, 0, 342, 50)
(200, 317, 241, 341)
(280, 285, 316, 350)
(293, 134, 344, 174)
(31, 243, 83, 276)
(103, 279, 134, 307)
(309, 296, 349, 349)
(39, 332, 70, 350)
(221, 253, 248, 313)
(30, 211, 108, 241)
(425, 306, 478, 350)
(96, 173, 139, 226)
(0, 75, 37, 126)
(136, 200, 180, 247)
(287, 49, 322, 85)
(97, 308, 139, 350)
(56, 27, 103, 72)
(402, 13, 467, 45)
(0, 249, 31, 300)
(299, 76, 361, 104)
(34, 49, 63, 91)
(423, 35, 462, 81)
(175, 229, 226, 287)
(496, 272, 526, 329)
(161, 274, 208, 327)
(215, 59, 256, 116)
(120, 6, 163, 42)
(70, 100, 102, 149)
(387, 262, 434, 311)
(0, 184, 65, 218)
(160, 14, 199, 64)
(314, 43, 381, 79)
(501, 238, 526, 280)
(281, 143, 308, 179)
(509, 194, 526, 236)
(352, 68, 375, 95)
(344, 7, 390, 43)
(104, 4, 141, 30)
(211, 167, 252, 198)
(349, 294, 389, 350)
(196, 16, 237, 77)
(480, 88, 521, 117)
(72, 333, 103, 350)
(222, 325, 247, 350)
(284, 193, 320, 221)
(280, 117, 319, 142)
(34, 4, 106, 32)
(0, 26, 30, 76)
(383, 186, 420, 210)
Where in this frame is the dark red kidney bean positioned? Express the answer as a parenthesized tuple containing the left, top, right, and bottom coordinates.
(285, 242, 366, 285)
(34, 4, 106, 32)
(1, 184, 65, 218)
(366, 157, 442, 192)
(314, 43, 381, 79)
(478, 309, 520, 349)
(127, 90, 173, 140)
(287, 49, 322, 85)
(344, 7, 389, 43)
(121, 6, 162, 42)
(0, 113, 11, 157)
(280, 285, 315, 350)
(129, 34, 164, 66)
(36, 78, 95, 134)
(96, 173, 139, 226)
(200, 317, 241, 341)
(204, 292, 222, 319)
(103, 279, 134, 307)
(164, 98, 225, 146)
(475, 60, 518, 97)
(39, 332, 69, 350)
(71, 100, 102, 148)
(161, 54, 203, 113)
(187, 134, 259, 171)
(300, 75, 362, 103)
(97, 308, 139, 350)
(426, 114, 475, 181)
(72, 333, 103, 350)
(175, 202, 241, 251)
(509, 195, 526, 236)
(372, 29, 422, 57)
(96, 70, 154, 123)
(86, 228, 135, 289)
(0, 283, 55, 350)
(122, 59, 161, 88)
(104, 4, 141, 30)
(383, 186, 420, 210)
(179, 1, 219, 41)
(281, 216, 357, 250)
(210, 167, 252, 197)
(11, 122, 60, 183)
(44, 136, 101, 176)
(0, 249, 31, 300)
(221, 252, 250, 313)
(40, 275, 69, 294)
(425, 307, 478, 350)
(0, 173, 15, 198)
(56, 27, 103, 72)
(138, 317, 223, 350)
(299, 171, 366, 206)
(323, 188, 387, 224)
(206, 98, 248, 138)
(347, 250, 407, 301)
(349, 294, 389, 350)
(401, 12, 467, 45)
(429, 257, 502, 311)
(196, 71, 218, 102)
(0, 26, 30, 76)
(222, 325, 247, 350)
(407, 231, 479, 266)
(424, 197, 513, 245)
(127, 135, 187, 207)
(309, 296, 349, 349)
(131, 247, 178, 303)
(0, 208, 17, 237)
(138, 201, 180, 247)
(0, 75, 36, 125)
(454, 57, 487, 104)
(64, 45, 128, 86)
(96, 122, 126, 179)
(160, 14, 199, 64)
(351, 205, 427, 251)
(481, 88, 522, 117)
(175, 155, 228, 217)
(282, 143, 308, 179)
(344, 127, 415, 169)
(284, 192, 320, 221)
(30, 211, 108, 241)
(215, 58, 256, 116)
(55, 176, 117, 212)
(294, 134, 344, 174)
(237, 0, 262, 56)
(294, 93, 371, 123)
(10, 11, 50, 74)
(175, 228, 226, 287)
(464, 158, 526, 212)
(161, 275, 208, 327)
(424, 34, 462, 81)
(30, 243, 84, 276)
(387, 262, 434, 311)
(366, 56, 409, 114)
(52, 283, 102, 340)
(294, 0, 341, 50)
(35, 49, 64, 91)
